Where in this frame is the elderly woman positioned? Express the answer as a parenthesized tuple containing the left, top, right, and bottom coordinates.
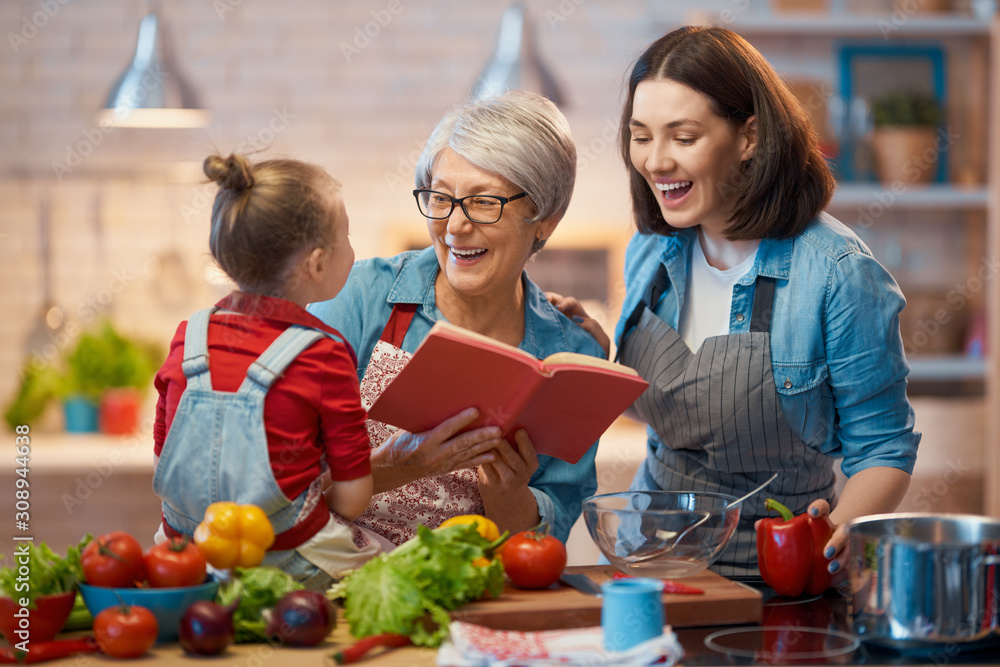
(308, 90, 601, 551)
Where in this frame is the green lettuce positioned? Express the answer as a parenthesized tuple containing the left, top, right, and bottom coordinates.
(216, 566, 303, 643)
(0, 536, 91, 606)
(330, 524, 505, 647)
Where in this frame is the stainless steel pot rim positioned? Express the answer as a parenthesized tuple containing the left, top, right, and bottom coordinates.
(703, 626, 860, 659)
(847, 511, 1000, 540)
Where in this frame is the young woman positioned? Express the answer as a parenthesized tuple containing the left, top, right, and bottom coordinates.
(558, 26, 918, 578)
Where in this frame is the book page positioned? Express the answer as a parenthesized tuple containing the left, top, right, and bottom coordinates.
(542, 351, 641, 376)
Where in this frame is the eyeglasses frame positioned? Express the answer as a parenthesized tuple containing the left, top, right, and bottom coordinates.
(412, 188, 529, 224)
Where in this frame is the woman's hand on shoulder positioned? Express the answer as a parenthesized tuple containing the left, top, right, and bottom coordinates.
(545, 292, 610, 358)
(371, 408, 503, 492)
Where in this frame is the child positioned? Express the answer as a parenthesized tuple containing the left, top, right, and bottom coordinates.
(152, 153, 379, 590)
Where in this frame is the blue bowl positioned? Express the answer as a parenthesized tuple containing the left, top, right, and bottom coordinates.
(78, 579, 219, 642)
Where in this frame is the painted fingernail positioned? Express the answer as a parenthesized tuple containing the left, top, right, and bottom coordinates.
(828, 560, 840, 574)
(572, 315, 584, 323)
(824, 545, 835, 558)
(809, 507, 819, 517)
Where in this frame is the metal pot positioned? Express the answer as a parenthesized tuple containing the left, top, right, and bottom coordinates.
(846, 513, 1000, 648)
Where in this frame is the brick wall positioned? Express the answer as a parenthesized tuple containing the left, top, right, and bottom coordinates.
(0, 0, 984, 422)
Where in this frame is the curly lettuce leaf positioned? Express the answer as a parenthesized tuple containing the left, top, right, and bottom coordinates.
(335, 524, 505, 647)
(0, 536, 91, 606)
(217, 566, 303, 643)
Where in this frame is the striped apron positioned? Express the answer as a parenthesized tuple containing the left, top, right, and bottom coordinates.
(617, 264, 836, 577)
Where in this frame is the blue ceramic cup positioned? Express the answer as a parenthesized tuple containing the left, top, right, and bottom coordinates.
(601, 577, 665, 652)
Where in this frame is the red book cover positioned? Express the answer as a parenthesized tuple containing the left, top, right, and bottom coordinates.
(366, 321, 649, 464)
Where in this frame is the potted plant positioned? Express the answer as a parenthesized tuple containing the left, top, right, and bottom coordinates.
(3, 320, 161, 434)
(870, 88, 944, 185)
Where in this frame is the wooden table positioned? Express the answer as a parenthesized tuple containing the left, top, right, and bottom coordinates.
(8, 570, 1000, 666)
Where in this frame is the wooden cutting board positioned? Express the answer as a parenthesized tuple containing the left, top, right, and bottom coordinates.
(452, 565, 762, 631)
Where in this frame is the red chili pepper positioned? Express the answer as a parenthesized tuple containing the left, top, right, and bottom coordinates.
(332, 633, 411, 664)
(609, 571, 705, 594)
(756, 498, 834, 598)
(0, 636, 100, 664)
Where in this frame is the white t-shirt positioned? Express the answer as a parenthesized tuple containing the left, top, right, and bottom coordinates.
(678, 236, 759, 353)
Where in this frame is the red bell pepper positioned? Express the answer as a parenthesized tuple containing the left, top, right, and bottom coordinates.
(756, 498, 834, 598)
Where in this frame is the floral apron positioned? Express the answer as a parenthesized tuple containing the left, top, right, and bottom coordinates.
(353, 304, 485, 550)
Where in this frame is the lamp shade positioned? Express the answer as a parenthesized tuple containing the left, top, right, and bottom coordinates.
(97, 12, 208, 128)
(471, 3, 565, 106)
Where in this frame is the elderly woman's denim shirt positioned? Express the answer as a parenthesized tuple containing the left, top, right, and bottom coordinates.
(613, 214, 919, 478)
(308, 247, 603, 542)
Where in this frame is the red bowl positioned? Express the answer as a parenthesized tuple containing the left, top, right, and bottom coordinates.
(0, 591, 76, 644)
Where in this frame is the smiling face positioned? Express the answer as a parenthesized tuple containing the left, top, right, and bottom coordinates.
(426, 148, 555, 309)
(628, 79, 756, 239)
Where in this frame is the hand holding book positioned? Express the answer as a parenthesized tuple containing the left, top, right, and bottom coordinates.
(367, 321, 649, 464)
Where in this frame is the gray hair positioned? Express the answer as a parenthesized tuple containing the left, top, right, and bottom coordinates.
(415, 90, 576, 238)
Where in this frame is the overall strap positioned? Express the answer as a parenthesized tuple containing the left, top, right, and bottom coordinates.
(749, 276, 777, 334)
(240, 325, 332, 395)
(616, 263, 669, 363)
(379, 303, 419, 348)
(181, 308, 216, 391)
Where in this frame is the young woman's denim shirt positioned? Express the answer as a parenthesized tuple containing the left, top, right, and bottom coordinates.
(614, 213, 919, 478)
(308, 247, 603, 542)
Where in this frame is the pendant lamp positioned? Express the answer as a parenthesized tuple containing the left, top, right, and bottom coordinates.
(471, 3, 566, 106)
(96, 5, 208, 128)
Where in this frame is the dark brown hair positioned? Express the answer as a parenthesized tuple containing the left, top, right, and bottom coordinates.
(204, 154, 339, 295)
(619, 26, 835, 239)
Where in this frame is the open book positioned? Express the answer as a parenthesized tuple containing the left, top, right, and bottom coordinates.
(366, 320, 649, 464)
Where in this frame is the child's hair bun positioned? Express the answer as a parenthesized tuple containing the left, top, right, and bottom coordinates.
(204, 153, 254, 191)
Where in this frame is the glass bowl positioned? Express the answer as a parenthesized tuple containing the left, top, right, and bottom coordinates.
(582, 491, 740, 578)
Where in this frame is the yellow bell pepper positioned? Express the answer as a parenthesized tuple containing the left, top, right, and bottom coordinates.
(437, 514, 500, 566)
(193, 502, 275, 569)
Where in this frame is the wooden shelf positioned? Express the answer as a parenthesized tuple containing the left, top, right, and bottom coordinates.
(828, 183, 990, 210)
(907, 355, 985, 396)
(727, 14, 992, 38)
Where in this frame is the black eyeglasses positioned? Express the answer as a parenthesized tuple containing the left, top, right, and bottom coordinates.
(413, 189, 528, 224)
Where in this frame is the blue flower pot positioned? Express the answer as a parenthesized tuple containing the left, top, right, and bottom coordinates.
(63, 396, 99, 433)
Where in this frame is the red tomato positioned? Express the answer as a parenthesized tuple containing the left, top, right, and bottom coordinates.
(81, 531, 145, 588)
(501, 525, 567, 589)
(93, 604, 158, 659)
(144, 537, 207, 588)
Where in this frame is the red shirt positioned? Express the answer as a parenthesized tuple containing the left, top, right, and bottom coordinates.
(154, 293, 371, 501)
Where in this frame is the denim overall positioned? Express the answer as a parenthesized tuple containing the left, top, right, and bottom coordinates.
(152, 307, 372, 589)
(617, 265, 835, 578)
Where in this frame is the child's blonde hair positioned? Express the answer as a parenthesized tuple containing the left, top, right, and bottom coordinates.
(203, 153, 342, 295)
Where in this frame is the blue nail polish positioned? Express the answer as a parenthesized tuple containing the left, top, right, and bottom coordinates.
(572, 315, 584, 323)
(824, 546, 835, 559)
(809, 507, 819, 517)
(828, 560, 840, 574)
